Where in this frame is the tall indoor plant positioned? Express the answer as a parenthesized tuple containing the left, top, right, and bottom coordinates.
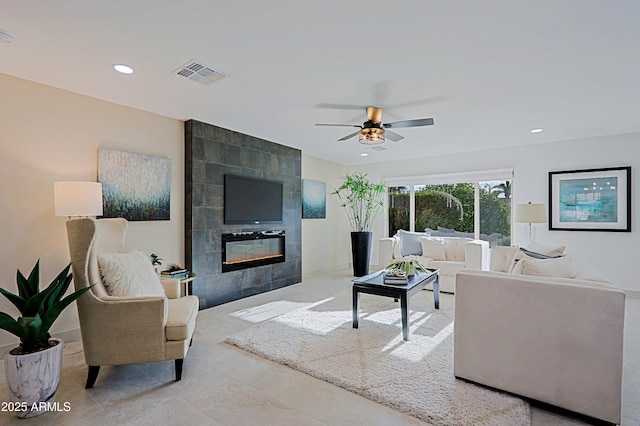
(334, 173, 386, 276)
(0, 260, 92, 418)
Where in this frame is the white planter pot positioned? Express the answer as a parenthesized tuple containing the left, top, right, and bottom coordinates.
(4, 338, 64, 418)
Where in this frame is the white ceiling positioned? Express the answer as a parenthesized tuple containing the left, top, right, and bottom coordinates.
(2, 1, 640, 165)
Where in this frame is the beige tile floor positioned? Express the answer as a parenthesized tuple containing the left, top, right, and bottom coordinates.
(0, 268, 638, 425)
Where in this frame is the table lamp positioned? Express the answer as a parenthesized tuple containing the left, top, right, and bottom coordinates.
(54, 181, 103, 218)
(515, 202, 546, 245)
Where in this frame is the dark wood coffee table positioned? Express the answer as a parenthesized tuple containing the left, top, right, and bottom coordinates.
(352, 269, 439, 341)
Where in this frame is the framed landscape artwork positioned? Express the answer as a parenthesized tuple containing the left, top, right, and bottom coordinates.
(98, 148, 171, 221)
(549, 166, 631, 232)
(302, 179, 326, 219)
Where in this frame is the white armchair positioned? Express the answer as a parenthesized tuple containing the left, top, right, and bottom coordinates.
(379, 231, 489, 293)
(66, 218, 199, 388)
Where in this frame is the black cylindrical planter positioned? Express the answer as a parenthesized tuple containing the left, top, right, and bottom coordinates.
(351, 231, 372, 277)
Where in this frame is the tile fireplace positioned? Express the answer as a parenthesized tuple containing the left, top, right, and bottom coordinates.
(222, 231, 285, 272)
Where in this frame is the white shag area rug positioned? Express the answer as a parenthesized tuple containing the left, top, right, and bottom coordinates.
(225, 291, 530, 426)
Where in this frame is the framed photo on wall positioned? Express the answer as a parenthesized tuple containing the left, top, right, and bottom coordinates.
(549, 166, 631, 232)
(98, 148, 171, 221)
(302, 179, 326, 219)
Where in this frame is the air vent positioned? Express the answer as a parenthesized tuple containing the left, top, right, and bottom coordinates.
(172, 59, 229, 86)
(369, 146, 387, 151)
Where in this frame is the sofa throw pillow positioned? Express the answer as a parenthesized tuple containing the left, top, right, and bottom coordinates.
(507, 245, 564, 273)
(519, 247, 563, 259)
(525, 241, 566, 257)
(420, 237, 446, 261)
(517, 256, 573, 278)
(98, 250, 166, 298)
(397, 229, 428, 256)
(506, 247, 526, 273)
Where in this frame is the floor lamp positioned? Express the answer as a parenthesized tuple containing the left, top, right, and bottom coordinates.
(515, 202, 546, 246)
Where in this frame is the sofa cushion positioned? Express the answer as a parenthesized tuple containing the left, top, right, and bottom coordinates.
(166, 295, 199, 341)
(444, 238, 471, 262)
(429, 260, 465, 276)
(397, 229, 429, 256)
(513, 256, 573, 278)
(490, 246, 520, 273)
(420, 237, 446, 261)
(98, 250, 166, 298)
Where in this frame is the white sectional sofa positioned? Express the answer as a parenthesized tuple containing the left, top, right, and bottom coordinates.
(454, 266, 625, 424)
(379, 230, 489, 293)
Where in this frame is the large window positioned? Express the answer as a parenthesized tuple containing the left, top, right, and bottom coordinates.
(388, 186, 410, 236)
(479, 180, 511, 246)
(386, 170, 512, 247)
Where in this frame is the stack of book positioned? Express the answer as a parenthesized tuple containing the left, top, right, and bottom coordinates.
(383, 270, 408, 285)
(160, 269, 190, 280)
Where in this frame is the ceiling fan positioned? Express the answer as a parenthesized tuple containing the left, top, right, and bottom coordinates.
(315, 106, 434, 145)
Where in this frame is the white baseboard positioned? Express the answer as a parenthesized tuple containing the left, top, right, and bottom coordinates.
(0, 328, 81, 357)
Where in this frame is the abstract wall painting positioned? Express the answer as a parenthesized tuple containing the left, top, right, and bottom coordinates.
(302, 179, 326, 219)
(98, 148, 171, 221)
(549, 166, 631, 232)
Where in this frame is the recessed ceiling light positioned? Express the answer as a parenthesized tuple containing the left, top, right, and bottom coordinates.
(113, 64, 134, 74)
(530, 128, 544, 133)
(360, 153, 369, 157)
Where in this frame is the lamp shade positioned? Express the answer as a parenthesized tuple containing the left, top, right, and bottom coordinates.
(54, 181, 103, 217)
(515, 202, 546, 224)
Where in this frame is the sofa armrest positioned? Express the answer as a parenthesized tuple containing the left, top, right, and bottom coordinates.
(379, 237, 396, 268)
(161, 278, 181, 299)
(464, 240, 489, 270)
(79, 294, 169, 366)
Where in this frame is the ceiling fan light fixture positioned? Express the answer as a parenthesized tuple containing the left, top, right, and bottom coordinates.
(358, 127, 385, 145)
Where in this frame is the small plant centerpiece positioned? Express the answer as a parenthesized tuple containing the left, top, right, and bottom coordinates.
(0, 260, 93, 418)
(334, 173, 386, 276)
(386, 259, 429, 277)
(384, 260, 429, 284)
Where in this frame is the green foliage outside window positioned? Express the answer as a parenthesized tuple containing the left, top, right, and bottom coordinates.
(388, 182, 511, 246)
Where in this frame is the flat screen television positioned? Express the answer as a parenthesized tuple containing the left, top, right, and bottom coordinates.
(224, 174, 283, 224)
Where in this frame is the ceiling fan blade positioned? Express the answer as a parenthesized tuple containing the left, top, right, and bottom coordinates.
(316, 103, 364, 110)
(337, 131, 361, 141)
(385, 130, 404, 142)
(315, 123, 361, 127)
(383, 118, 434, 128)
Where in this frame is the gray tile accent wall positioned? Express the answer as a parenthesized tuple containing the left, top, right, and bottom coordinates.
(185, 120, 302, 309)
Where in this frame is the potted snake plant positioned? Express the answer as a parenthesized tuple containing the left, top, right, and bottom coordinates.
(0, 260, 92, 418)
(334, 173, 386, 276)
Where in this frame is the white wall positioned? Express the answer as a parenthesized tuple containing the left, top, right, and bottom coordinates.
(0, 74, 184, 349)
(301, 155, 350, 277)
(350, 134, 640, 292)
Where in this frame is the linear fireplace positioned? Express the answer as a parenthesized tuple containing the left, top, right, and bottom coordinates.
(221, 231, 285, 272)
